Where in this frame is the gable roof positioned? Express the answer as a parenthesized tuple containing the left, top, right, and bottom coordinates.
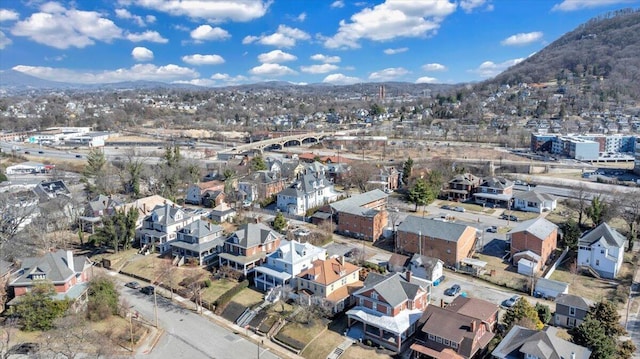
(410, 254, 442, 273)
(449, 173, 481, 185)
(274, 240, 325, 265)
(445, 296, 499, 323)
(148, 204, 193, 226)
(330, 189, 388, 213)
(228, 222, 281, 248)
(116, 195, 175, 219)
(10, 250, 90, 286)
(479, 176, 513, 189)
(578, 222, 626, 249)
(178, 219, 222, 239)
(513, 190, 556, 203)
(279, 172, 332, 197)
(555, 294, 593, 310)
(492, 325, 591, 359)
(353, 272, 427, 308)
(297, 257, 361, 286)
(397, 216, 473, 243)
(508, 217, 558, 240)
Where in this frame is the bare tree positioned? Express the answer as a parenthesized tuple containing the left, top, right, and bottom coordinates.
(38, 315, 116, 359)
(615, 191, 640, 250)
(0, 317, 19, 359)
(566, 183, 589, 227)
(0, 192, 36, 254)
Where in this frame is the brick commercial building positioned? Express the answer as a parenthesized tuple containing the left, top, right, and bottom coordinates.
(396, 216, 478, 268)
(330, 189, 389, 242)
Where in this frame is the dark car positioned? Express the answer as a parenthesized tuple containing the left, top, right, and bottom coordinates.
(38, 150, 44, 154)
(508, 215, 519, 222)
(125, 281, 141, 289)
(444, 284, 461, 296)
(140, 286, 155, 295)
(441, 205, 453, 210)
(499, 214, 509, 220)
(75, 154, 82, 158)
(24, 151, 30, 154)
(486, 226, 498, 233)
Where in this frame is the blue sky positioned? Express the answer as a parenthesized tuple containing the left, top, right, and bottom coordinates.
(0, 0, 638, 86)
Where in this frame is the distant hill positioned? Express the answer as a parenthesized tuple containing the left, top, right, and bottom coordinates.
(0, 70, 76, 91)
(485, 8, 640, 98)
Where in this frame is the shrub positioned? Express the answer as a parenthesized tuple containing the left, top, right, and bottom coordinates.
(214, 280, 249, 313)
(204, 279, 212, 288)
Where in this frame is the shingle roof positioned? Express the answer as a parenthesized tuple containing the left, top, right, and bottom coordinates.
(329, 189, 387, 213)
(491, 325, 591, 359)
(508, 217, 558, 240)
(513, 190, 556, 203)
(148, 204, 194, 226)
(578, 222, 626, 249)
(397, 216, 472, 243)
(353, 272, 426, 308)
(555, 294, 593, 310)
(178, 219, 222, 240)
(229, 222, 281, 248)
(10, 250, 90, 286)
(479, 176, 513, 189)
(297, 257, 361, 286)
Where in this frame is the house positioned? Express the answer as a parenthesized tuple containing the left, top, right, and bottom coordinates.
(554, 294, 593, 329)
(577, 222, 626, 279)
(472, 177, 514, 207)
(396, 216, 478, 268)
(330, 189, 389, 242)
(411, 296, 499, 359)
(9, 250, 92, 310)
(201, 190, 225, 208)
(238, 171, 287, 202)
(114, 195, 175, 229)
(136, 204, 198, 254)
(276, 172, 340, 216)
(184, 180, 225, 205)
(535, 278, 569, 300)
(445, 173, 481, 201)
(513, 191, 557, 213)
(253, 240, 326, 291)
(409, 254, 444, 285)
(169, 219, 225, 266)
(368, 166, 400, 191)
(347, 272, 430, 352)
(297, 256, 363, 314)
(491, 325, 591, 359)
(388, 253, 411, 273)
(209, 202, 237, 223)
(33, 180, 71, 200)
(218, 223, 283, 275)
(508, 218, 558, 272)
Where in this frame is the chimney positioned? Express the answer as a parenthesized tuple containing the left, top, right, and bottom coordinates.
(406, 270, 412, 283)
(143, 203, 147, 213)
(66, 250, 75, 272)
(571, 353, 575, 359)
(470, 321, 476, 332)
(339, 256, 345, 266)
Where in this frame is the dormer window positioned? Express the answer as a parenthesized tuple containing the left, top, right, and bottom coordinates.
(371, 292, 378, 300)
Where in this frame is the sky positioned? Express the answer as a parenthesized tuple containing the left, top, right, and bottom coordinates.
(0, 0, 638, 87)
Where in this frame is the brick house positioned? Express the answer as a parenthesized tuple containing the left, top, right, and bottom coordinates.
(238, 170, 287, 202)
(9, 250, 92, 308)
(472, 177, 514, 208)
(136, 204, 198, 254)
(202, 190, 225, 208)
(185, 180, 225, 205)
(347, 272, 431, 352)
(444, 173, 481, 201)
(508, 217, 558, 270)
(554, 293, 593, 329)
(296, 256, 363, 314)
(396, 216, 478, 268)
(411, 296, 498, 359)
(368, 166, 400, 191)
(218, 223, 282, 275)
(330, 189, 389, 242)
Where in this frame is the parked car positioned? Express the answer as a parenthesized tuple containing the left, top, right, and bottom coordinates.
(38, 150, 44, 154)
(486, 226, 498, 233)
(293, 228, 311, 237)
(125, 281, 141, 289)
(444, 284, 461, 296)
(503, 295, 520, 308)
(508, 215, 519, 222)
(441, 205, 453, 210)
(140, 286, 155, 295)
(75, 154, 82, 158)
(499, 214, 509, 220)
(453, 206, 465, 213)
(24, 151, 30, 154)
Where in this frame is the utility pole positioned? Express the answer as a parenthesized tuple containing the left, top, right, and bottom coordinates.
(129, 311, 135, 351)
(153, 285, 158, 328)
(418, 231, 422, 256)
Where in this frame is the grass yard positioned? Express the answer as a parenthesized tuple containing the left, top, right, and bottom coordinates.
(200, 279, 237, 304)
(230, 287, 265, 307)
(475, 253, 528, 291)
(549, 268, 617, 303)
(277, 318, 327, 350)
(301, 315, 349, 359)
(341, 345, 393, 359)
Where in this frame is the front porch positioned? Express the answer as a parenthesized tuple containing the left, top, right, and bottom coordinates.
(253, 266, 292, 291)
(346, 306, 422, 352)
(218, 252, 266, 276)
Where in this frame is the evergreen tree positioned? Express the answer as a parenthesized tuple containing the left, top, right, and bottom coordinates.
(561, 218, 581, 250)
(535, 302, 552, 324)
(13, 282, 70, 331)
(87, 276, 119, 321)
(408, 178, 431, 212)
(503, 297, 543, 330)
(81, 148, 106, 195)
(251, 155, 267, 171)
(402, 157, 414, 185)
(570, 315, 617, 359)
(273, 212, 287, 232)
(585, 195, 608, 226)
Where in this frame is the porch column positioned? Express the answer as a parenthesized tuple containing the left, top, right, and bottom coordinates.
(396, 333, 401, 352)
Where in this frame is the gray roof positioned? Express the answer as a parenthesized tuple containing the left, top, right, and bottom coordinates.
(449, 173, 480, 185)
(492, 325, 591, 359)
(508, 217, 558, 240)
(397, 216, 472, 243)
(178, 219, 222, 239)
(410, 254, 441, 272)
(227, 222, 281, 249)
(479, 176, 513, 189)
(10, 250, 90, 286)
(555, 294, 593, 310)
(279, 172, 332, 197)
(513, 190, 556, 203)
(578, 222, 626, 249)
(330, 189, 387, 213)
(147, 204, 194, 226)
(353, 272, 426, 308)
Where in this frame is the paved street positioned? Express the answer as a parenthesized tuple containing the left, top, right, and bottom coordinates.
(106, 272, 281, 359)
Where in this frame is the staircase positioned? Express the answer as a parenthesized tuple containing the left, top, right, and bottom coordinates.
(583, 266, 602, 279)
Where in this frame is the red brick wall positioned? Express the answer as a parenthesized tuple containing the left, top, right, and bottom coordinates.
(510, 229, 558, 264)
(337, 211, 387, 241)
(397, 227, 476, 267)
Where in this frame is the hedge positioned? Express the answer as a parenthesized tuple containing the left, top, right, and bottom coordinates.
(214, 280, 249, 312)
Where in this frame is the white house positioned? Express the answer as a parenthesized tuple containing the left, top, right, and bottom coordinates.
(577, 222, 626, 279)
(513, 190, 557, 213)
(136, 204, 198, 254)
(408, 254, 444, 285)
(276, 172, 339, 216)
(253, 240, 327, 291)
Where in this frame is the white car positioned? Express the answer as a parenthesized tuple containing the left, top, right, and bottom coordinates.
(453, 206, 465, 212)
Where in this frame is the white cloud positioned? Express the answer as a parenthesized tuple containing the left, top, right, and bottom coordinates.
(300, 64, 339, 74)
(551, 0, 635, 11)
(126, 0, 272, 22)
(257, 50, 297, 63)
(368, 67, 409, 81)
(131, 46, 154, 61)
(310, 54, 341, 63)
(11, 4, 123, 49)
(244, 24, 310, 48)
(384, 47, 408, 55)
(181, 54, 225, 65)
(324, 0, 457, 49)
(0, 9, 19, 22)
(422, 63, 447, 71)
(501, 31, 543, 46)
(296, 12, 306, 22)
(459, 0, 492, 13)
(323, 73, 361, 85)
(126, 30, 168, 43)
(12, 63, 199, 84)
(0, 31, 11, 49)
(470, 58, 524, 78)
(415, 76, 438, 84)
(115, 8, 150, 26)
(190, 25, 231, 41)
(330, 1, 345, 8)
(172, 78, 216, 87)
(249, 63, 297, 77)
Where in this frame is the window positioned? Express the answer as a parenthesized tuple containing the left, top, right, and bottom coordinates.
(601, 249, 605, 254)
(596, 260, 600, 266)
(436, 336, 442, 343)
(451, 342, 458, 349)
(569, 307, 576, 316)
(371, 292, 378, 300)
(444, 339, 450, 346)
(428, 334, 435, 340)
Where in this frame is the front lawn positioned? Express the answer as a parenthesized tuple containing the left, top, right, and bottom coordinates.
(229, 287, 264, 307)
(200, 279, 237, 304)
(276, 317, 327, 352)
(301, 315, 349, 359)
